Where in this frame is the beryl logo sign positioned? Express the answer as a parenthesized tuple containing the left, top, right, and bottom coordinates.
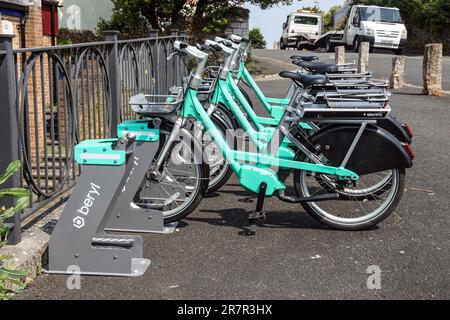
(73, 183, 101, 229)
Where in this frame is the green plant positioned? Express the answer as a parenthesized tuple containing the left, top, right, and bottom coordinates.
(300, 5, 321, 13)
(249, 28, 267, 49)
(97, 0, 295, 39)
(323, 5, 343, 32)
(244, 48, 262, 75)
(0, 161, 30, 300)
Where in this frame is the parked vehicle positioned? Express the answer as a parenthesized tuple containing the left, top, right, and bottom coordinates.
(323, 5, 407, 54)
(283, 5, 408, 55)
(280, 10, 323, 50)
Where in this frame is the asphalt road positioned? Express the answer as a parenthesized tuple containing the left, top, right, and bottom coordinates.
(253, 48, 450, 92)
(17, 56, 450, 300)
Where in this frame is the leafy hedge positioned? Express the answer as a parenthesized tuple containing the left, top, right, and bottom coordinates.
(58, 28, 98, 45)
(0, 161, 30, 300)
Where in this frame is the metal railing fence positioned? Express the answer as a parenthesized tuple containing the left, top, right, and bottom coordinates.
(0, 30, 188, 244)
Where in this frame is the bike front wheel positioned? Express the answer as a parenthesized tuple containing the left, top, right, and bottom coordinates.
(134, 126, 209, 223)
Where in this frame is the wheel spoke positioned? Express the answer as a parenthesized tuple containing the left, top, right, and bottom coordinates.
(135, 131, 202, 220)
(298, 168, 400, 225)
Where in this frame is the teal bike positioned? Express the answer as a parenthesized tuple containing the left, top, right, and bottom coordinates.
(195, 39, 413, 197)
(46, 41, 415, 278)
(128, 41, 413, 231)
(214, 36, 413, 147)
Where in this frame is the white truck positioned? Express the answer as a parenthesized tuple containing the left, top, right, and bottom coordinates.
(280, 10, 323, 50)
(281, 5, 408, 55)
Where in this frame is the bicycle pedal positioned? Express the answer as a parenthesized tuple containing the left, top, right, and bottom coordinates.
(248, 211, 266, 223)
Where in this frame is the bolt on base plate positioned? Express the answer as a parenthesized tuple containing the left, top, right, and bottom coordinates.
(44, 259, 151, 277)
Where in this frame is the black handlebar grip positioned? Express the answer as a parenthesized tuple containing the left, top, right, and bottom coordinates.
(196, 43, 210, 52)
(212, 44, 223, 52)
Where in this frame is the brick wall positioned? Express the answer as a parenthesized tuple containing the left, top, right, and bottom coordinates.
(224, 16, 250, 39)
(26, 0, 52, 47)
(1, 1, 55, 166)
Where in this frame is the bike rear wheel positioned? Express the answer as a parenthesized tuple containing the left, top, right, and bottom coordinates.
(294, 167, 405, 231)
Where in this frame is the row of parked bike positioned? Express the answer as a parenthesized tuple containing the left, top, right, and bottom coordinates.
(45, 34, 414, 277)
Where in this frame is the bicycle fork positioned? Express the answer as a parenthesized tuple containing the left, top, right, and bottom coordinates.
(151, 117, 184, 178)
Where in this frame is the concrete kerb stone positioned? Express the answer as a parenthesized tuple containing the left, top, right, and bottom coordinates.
(0, 202, 67, 289)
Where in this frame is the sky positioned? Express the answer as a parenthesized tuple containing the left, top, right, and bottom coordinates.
(245, 0, 345, 47)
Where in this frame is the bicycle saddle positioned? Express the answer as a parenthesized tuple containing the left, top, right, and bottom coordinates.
(279, 71, 327, 87)
(290, 55, 319, 62)
(293, 61, 339, 74)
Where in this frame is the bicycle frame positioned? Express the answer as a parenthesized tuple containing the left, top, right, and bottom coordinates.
(231, 59, 313, 132)
(237, 61, 291, 119)
(181, 86, 359, 196)
(211, 75, 296, 160)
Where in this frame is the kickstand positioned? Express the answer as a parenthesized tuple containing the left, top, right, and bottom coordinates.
(248, 183, 267, 224)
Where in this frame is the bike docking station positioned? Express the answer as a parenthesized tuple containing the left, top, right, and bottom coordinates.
(105, 120, 178, 235)
(46, 120, 175, 277)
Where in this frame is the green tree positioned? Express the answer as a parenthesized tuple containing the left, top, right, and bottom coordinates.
(249, 28, 267, 49)
(323, 5, 343, 32)
(97, 0, 297, 38)
(300, 5, 321, 13)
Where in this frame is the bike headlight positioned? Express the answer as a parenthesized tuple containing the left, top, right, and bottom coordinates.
(401, 29, 408, 39)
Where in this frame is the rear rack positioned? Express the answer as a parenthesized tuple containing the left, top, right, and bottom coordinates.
(317, 87, 389, 96)
(336, 63, 357, 73)
(327, 79, 389, 89)
(299, 102, 391, 121)
(327, 72, 373, 80)
(297, 85, 391, 121)
(321, 88, 390, 109)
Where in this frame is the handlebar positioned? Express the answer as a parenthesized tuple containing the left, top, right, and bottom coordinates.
(174, 40, 209, 61)
(205, 40, 234, 56)
(204, 39, 238, 79)
(215, 36, 239, 50)
(173, 41, 188, 51)
(173, 41, 209, 90)
(229, 34, 250, 44)
(197, 42, 223, 53)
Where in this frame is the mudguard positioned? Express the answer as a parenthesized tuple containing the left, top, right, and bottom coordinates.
(212, 109, 233, 133)
(311, 124, 413, 175)
(377, 115, 413, 144)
